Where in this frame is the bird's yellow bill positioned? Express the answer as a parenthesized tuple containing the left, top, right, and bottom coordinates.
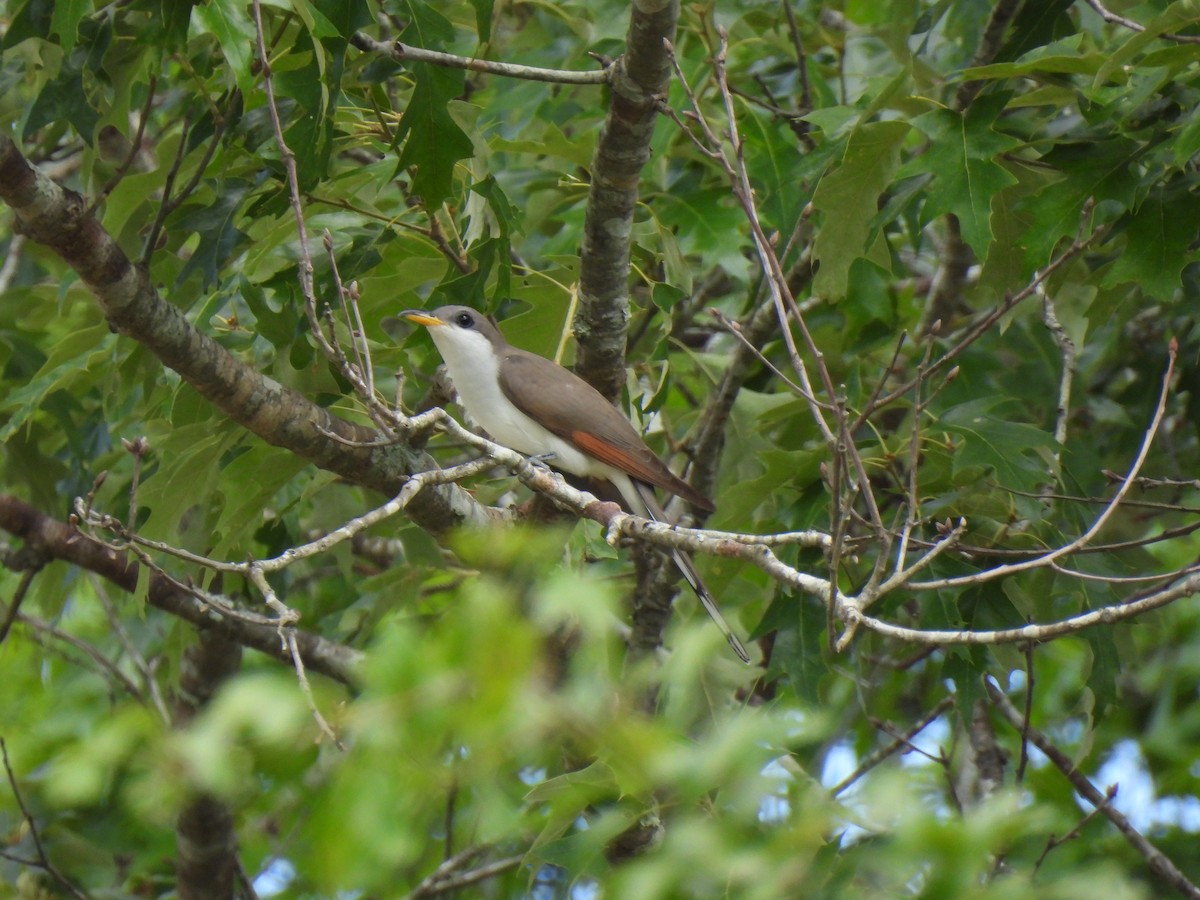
(403, 312, 445, 327)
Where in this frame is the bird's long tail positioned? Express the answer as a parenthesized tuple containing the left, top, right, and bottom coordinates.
(632, 481, 751, 664)
(669, 548, 751, 663)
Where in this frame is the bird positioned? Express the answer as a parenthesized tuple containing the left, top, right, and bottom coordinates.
(401, 304, 750, 663)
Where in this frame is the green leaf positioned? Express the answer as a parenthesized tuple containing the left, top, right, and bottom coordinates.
(1103, 190, 1199, 299)
(1173, 112, 1200, 169)
(491, 123, 596, 169)
(2, 0, 54, 48)
(0, 322, 114, 444)
(652, 185, 751, 277)
(173, 181, 253, 290)
(526, 761, 620, 850)
(210, 446, 316, 559)
(904, 97, 1020, 261)
(1084, 628, 1119, 712)
(469, 174, 521, 239)
(274, 42, 335, 189)
(812, 120, 909, 301)
(308, 0, 372, 40)
(757, 594, 827, 704)
(136, 420, 241, 543)
(394, 64, 473, 206)
(1094, 0, 1200, 88)
(468, 174, 520, 298)
(994, 0, 1076, 62)
(160, 0, 200, 49)
(397, 0, 455, 50)
(191, 0, 257, 95)
(964, 34, 1105, 80)
(50, 0, 89, 52)
(938, 397, 1058, 493)
(1019, 137, 1141, 266)
(24, 41, 104, 140)
(237, 279, 299, 354)
(468, 0, 494, 44)
(942, 646, 988, 723)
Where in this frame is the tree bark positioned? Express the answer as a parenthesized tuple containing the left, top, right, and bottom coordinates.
(575, 0, 680, 400)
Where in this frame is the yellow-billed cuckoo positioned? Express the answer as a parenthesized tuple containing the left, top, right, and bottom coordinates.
(402, 305, 750, 663)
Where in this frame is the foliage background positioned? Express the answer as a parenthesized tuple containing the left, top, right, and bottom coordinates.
(2, 0, 1200, 897)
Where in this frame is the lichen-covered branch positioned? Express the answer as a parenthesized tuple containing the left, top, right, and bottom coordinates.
(574, 0, 680, 399)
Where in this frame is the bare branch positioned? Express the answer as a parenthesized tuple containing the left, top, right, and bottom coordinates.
(350, 32, 611, 84)
(1041, 284, 1077, 485)
(1083, 0, 1200, 43)
(830, 697, 954, 796)
(848, 570, 1200, 646)
(987, 679, 1200, 899)
(0, 495, 363, 686)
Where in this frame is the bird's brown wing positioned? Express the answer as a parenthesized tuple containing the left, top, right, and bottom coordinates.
(498, 349, 714, 512)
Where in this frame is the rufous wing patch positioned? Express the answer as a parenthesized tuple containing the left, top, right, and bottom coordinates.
(570, 429, 713, 512)
(571, 430, 661, 484)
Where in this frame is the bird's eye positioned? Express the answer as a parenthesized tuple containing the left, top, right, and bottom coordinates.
(455, 312, 474, 328)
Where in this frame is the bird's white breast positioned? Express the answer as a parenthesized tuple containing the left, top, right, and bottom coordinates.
(427, 326, 620, 487)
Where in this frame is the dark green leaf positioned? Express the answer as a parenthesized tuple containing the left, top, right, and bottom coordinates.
(468, 0, 494, 44)
(174, 181, 253, 290)
(397, 0, 456, 50)
(309, 0, 373, 40)
(758, 593, 827, 703)
(903, 97, 1020, 261)
(394, 65, 473, 206)
(192, 0, 257, 94)
(1103, 190, 1199, 299)
(2, 0, 54, 48)
(938, 397, 1059, 493)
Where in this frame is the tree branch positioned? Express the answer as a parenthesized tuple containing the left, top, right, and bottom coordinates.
(350, 32, 610, 83)
(986, 679, 1200, 899)
(0, 134, 485, 538)
(574, 0, 680, 399)
(0, 495, 363, 687)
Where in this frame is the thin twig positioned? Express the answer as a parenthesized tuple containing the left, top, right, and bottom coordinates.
(849, 569, 1200, 646)
(910, 338, 1175, 591)
(140, 113, 192, 264)
(87, 75, 158, 215)
(0, 738, 90, 900)
(830, 697, 954, 796)
(0, 564, 39, 645)
(1084, 0, 1200, 43)
(987, 679, 1200, 899)
(408, 851, 523, 898)
(874, 202, 1104, 410)
(12, 610, 145, 700)
(1016, 643, 1034, 783)
(90, 576, 171, 722)
(351, 32, 611, 84)
(1033, 787, 1113, 874)
(0, 232, 25, 293)
(284, 628, 343, 749)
